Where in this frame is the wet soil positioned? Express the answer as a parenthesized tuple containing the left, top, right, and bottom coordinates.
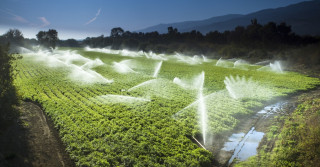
(210, 86, 320, 167)
(0, 101, 74, 167)
(210, 100, 298, 166)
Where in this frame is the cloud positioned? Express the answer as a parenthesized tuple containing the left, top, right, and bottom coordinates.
(85, 8, 101, 25)
(39, 17, 50, 27)
(1, 9, 51, 28)
(13, 15, 28, 23)
(1, 9, 29, 23)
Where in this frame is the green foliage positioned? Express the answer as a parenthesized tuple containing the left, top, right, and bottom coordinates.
(36, 29, 58, 49)
(13, 48, 320, 166)
(0, 29, 24, 46)
(81, 21, 319, 58)
(0, 44, 20, 126)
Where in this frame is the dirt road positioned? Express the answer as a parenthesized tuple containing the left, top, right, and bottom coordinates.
(0, 101, 74, 167)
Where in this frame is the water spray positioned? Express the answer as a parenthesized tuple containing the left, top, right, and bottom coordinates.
(153, 61, 163, 78)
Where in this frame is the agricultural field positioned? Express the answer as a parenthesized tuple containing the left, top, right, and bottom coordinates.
(13, 47, 320, 166)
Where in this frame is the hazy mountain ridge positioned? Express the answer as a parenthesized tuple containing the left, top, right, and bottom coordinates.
(138, 14, 244, 34)
(139, 1, 320, 35)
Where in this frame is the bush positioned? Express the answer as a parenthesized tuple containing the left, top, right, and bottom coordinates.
(0, 44, 19, 127)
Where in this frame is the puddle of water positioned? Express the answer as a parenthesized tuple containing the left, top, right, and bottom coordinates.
(219, 101, 289, 165)
(222, 127, 264, 164)
(236, 130, 264, 161)
(222, 133, 245, 151)
(257, 102, 287, 117)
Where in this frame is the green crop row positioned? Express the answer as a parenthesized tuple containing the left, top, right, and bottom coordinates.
(13, 49, 319, 166)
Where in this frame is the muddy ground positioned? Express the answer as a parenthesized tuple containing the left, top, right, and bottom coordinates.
(0, 101, 74, 167)
(210, 87, 320, 166)
(213, 101, 294, 166)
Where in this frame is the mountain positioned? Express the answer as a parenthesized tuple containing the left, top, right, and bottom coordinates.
(138, 14, 243, 34)
(138, 1, 320, 36)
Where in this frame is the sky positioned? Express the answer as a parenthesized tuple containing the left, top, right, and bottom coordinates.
(0, 0, 309, 40)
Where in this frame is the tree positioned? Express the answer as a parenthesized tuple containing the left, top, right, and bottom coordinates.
(110, 27, 124, 38)
(167, 26, 178, 34)
(277, 22, 292, 36)
(36, 29, 58, 49)
(246, 18, 262, 45)
(261, 22, 279, 46)
(36, 31, 46, 46)
(57, 39, 80, 47)
(251, 18, 258, 25)
(47, 29, 58, 49)
(0, 29, 24, 46)
(65, 39, 80, 47)
(0, 44, 19, 126)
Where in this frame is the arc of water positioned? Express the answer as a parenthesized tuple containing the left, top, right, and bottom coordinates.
(128, 79, 158, 92)
(153, 61, 163, 78)
(270, 61, 283, 73)
(171, 71, 208, 146)
(216, 57, 222, 66)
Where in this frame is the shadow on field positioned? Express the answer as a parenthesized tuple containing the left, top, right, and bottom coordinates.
(0, 101, 74, 167)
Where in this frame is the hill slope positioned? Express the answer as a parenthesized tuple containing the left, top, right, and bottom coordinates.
(138, 14, 243, 34)
(138, 1, 320, 35)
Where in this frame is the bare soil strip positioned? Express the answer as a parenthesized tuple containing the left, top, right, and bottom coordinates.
(0, 101, 74, 167)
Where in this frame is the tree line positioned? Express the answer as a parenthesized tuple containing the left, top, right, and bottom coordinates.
(2, 19, 318, 52)
(0, 29, 58, 52)
(1, 19, 319, 64)
(81, 19, 319, 54)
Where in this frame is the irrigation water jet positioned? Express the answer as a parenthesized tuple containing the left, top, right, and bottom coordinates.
(153, 61, 163, 78)
(120, 49, 142, 57)
(233, 59, 249, 70)
(69, 65, 113, 84)
(18, 47, 33, 53)
(270, 61, 283, 73)
(201, 55, 210, 62)
(173, 75, 202, 90)
(173, 77, 191, 89)
(85, 47, 170, 60)
(224, 75, 274, 100)
(172, 72, 209, 145)
(85, 46, 118, 54)
(197, 71, 207, 145)
(191, 55, 202, 64)
(112, 60, 136, 74)
(128, 79, 158, 92)
(144, 51, 168, 60)
(215, 57, 223, 66)
(215, 58, 233, 68)
(224, 75, 243, 99)
(255, 60, 270, 65)
(24, 48, 113, 84)
(173, 53, 204, 65)
(81, 58, 104, 69)
(257, 60, 283, 73)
